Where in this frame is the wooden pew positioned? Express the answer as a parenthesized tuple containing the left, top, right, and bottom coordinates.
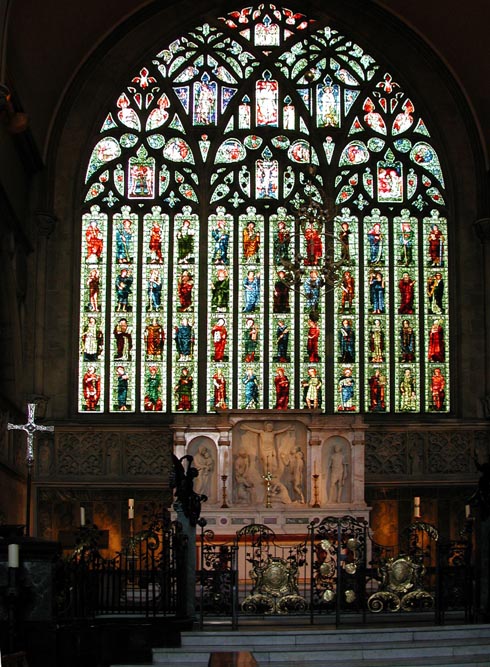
(208, 650, 258, 667)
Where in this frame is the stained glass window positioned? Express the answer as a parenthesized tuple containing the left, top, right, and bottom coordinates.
(78, 4, 450, 415)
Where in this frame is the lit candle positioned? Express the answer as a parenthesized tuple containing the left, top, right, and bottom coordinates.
(465, 504, 471, 518)
(413, 496, 421, 518)
(8, 544, 19, 568)
(128, 498, 134, 509)
(80, 507, 86, 526)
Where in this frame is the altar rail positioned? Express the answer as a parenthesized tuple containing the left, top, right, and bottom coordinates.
(55, 514, 187, 619)
(197, 515, 474, 628)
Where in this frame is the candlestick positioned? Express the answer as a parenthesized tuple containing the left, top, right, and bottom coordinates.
(80, 506, 86, 526)
(8, 544, 19, 569)
(221, 474, 229, 508)
(262, 471, 273, 508)
(311, 474, 320, 508)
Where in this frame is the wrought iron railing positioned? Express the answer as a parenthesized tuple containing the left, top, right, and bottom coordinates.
(196, 515, 474, 627)
(55, 511, 187, 619)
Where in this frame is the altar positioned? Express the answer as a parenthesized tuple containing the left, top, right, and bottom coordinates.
(172, 411, 369, 535)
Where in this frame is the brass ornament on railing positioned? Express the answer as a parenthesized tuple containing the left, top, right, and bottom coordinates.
(367, 554, 434, 613)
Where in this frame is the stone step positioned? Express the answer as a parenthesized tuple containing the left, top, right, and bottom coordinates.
(149, 647, 490, 666)
(114, 659, 490, 667)
(180, 624, 490, 648)
(111, 624, 490, 667)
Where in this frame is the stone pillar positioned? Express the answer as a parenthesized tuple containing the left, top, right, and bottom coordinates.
(351, 429, 366, 505)
(473, 217, 490, 417)
(31, 212, 56, 398)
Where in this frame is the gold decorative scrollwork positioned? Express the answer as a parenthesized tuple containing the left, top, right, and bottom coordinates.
(241, 556, 307, 615)
(367, 555, 434, 613)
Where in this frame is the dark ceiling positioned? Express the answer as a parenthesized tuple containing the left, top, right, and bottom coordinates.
(5, 0, 490, 167)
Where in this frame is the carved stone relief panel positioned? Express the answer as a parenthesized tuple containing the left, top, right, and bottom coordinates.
(233, 420, 307, 507)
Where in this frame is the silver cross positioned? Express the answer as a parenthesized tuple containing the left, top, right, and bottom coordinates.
(7, 403, 54, 467)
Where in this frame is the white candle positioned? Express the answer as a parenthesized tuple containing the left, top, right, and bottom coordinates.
(8, 543, 19, 568)
(465, 504, 471, 518)
(413, 496, 421, 518)
(128, 507, 134, 520)
(314, 460, 317, 475)
(128, 498, 134, 509)
(80, 507, 86, 526)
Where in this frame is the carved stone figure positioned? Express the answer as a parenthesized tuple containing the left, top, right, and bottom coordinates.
(328, 444, 348, 503)
(240, 421, 290, 475)
(283, 445, 305, 503)
(234, 448, 255, 504)
(193, 445, 215, 498)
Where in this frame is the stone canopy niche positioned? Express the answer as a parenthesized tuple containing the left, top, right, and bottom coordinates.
(172, 412, 368, 535)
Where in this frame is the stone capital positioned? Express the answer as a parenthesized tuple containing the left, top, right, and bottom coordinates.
(473, 218, 490, 243)
(34, 211, 57, 238)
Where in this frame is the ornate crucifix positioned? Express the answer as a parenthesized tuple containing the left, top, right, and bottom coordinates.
(7, 403, 54, 536)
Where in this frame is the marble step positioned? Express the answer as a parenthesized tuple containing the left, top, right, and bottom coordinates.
(142, 624, 490, 666)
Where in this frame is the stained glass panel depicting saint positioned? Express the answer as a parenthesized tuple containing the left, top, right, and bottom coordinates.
(317, 78, 341, 128)
(209, 364, 228, 411)
(256, 74, 278, 126)
(367, 366, 387, 412)
(271, 211, 292, 267)
(255, 16, 280, 46)
(175, 209, 198, 265)
(398, 366, 419, 412)
(239, 96, 251, 129)
(143, 364, 164, 411)
(377, 159, 403, 203)
(301, 366, 322, 410)
(128, 148, 155, 199)
(365, 210, 388, 266)
(193, 74, 218, 125)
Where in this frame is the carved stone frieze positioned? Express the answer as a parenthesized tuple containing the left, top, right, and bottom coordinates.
(366, 429, 489, 478)
(427, 431, 469, 474)
(365, 432, 407, 475)
(44, 428, 173, 480)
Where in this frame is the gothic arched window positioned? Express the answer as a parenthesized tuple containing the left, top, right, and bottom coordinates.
(78, 4, 449, 415)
